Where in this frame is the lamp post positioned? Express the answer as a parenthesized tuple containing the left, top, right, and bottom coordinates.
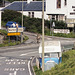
(42, 0, 44, 72)
(3, 0, 5, 6)
(21, 0, 23, 43)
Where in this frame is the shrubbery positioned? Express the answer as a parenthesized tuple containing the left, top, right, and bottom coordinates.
(54, 32, 75, 38)
(2, 9, 67, 34)
(3, 10, 75, 38)
(0, 29, 7, 35)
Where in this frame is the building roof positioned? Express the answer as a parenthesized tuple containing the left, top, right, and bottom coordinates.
(2, 1, 46, 11)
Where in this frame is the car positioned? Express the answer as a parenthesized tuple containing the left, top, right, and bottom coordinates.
(6, 21, 22, 28)
(6, 21, 16, 28)
(6, 21, 26, 31)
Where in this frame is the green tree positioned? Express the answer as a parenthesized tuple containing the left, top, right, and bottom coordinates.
(0, 0, 5, 7)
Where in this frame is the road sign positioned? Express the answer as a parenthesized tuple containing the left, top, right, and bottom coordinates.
(8, 28, 16, 33)
(67, 24, 74, 27)
(8, 28, 23, 33)
(7, 32, 20, 36)
(18, 28, 23, 32)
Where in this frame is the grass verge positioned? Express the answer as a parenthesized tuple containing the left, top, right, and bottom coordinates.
(0, 30, 29, 47)
(34, 50, 75, 75)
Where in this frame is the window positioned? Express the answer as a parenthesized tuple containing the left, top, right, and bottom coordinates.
(57, 0, 61, 8)
(52, 15, 55, 20)
(28, 12, 31, 17)
(32, 12, 34, 18)
(44, 53, 58, 58)
(28, 12, 34, 18)
(64, 0, 67, 6)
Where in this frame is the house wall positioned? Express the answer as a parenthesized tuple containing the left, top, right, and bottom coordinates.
(67, 0, 75, 19)
(46, 0, 65, 14)
(34, 12, 47, 19)
(46, 0, 75, 19)
(23, 11, 47, 19)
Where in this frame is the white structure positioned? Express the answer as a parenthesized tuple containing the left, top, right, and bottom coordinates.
(0, 0, 75, 28)
(46, 0, 75, 21)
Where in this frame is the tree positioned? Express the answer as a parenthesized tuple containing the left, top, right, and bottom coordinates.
(0, 0, 5, 7)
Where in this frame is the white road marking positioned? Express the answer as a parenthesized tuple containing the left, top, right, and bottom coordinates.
(18, 62, 21, 64)
(28, 61, 32, 75)
(21, 62, 25, 64)
(4, 68, 9, 71)
(17, 59, 19, 61)
(30, 57, 32, 59)
(0, 57, 6, 59)
(14, 71, 17, 75)
(10, 59, 14, 62)
(20, 51, 38, 56)
(9, 73, 13, 75)
(13, 62, 16, 64)
(15, 68, 19, 71)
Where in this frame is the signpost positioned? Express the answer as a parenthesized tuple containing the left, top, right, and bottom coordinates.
(7, 27, 23, 42)
(21, 0, 23, 43)
(67, 19, 75, 33)
(42, 0, 44, 72)
(8, 28, 23, 33)
(67, 19, 75, 27)
(7, 32, 20, 36)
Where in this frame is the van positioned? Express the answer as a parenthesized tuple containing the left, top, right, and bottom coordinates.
(39, 41, 62, 71)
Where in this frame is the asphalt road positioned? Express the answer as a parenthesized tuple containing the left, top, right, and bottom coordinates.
(0, 44, 39, 75)
(0, 31, 75, 75)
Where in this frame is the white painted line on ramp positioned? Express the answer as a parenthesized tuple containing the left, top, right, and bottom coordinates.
(28, 60, 32, 75)
(20, 51, 38, 56)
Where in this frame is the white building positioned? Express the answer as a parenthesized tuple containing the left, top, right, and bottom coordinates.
(46, 0, 75, 21)
(0, 0, 75, 29)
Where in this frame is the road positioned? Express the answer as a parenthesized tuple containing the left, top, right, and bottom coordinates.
(0, 32, 75, 75)
(0, 44, 39, 75)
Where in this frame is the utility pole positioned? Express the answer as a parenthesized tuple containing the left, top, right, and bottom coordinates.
(50, 15, 52, 35)
(21, 0, 23, 43)
(3, 0, 5, 6)
(42, 0, 44, 72)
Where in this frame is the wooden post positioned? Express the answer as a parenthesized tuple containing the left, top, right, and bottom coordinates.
(74, 42, 75, 49)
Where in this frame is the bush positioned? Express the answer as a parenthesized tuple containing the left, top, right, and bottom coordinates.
(2, 9, 68, 34)
(53, 32, 75, 38)
(0, 30, 7, 35)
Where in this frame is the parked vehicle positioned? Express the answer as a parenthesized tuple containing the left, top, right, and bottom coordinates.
(39, 41, 62, 71)
(6, 21, 26, 31)
(6, 21, 21, 28)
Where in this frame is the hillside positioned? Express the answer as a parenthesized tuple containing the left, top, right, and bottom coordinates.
(34, 50, 75, 75)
